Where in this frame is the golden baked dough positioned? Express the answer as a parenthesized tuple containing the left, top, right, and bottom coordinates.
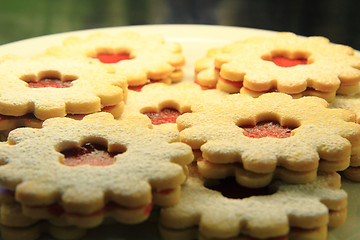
(177, 92, 360, 187)
(46, 31, 185, 87)
(0, 112, 193, 227)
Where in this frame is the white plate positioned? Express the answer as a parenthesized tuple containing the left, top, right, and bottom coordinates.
(0, 24, 359, 240)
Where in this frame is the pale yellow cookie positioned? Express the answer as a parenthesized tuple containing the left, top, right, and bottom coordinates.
(240, 86, 336, 103)
(122, 82, 227, 127)
(46, 31, 185, 87)
(342, 167, 360, 182)
(0, 112, 193, 227)
(0, 221, 86, 240)
(160, 164, 347, 240)
(195, 47, 223, 89)
(160, 225, 328, 240)
(196, 32, 360, 100)
(330, 93, 360, 123)
(177, 92, 360, 187)
(0, 55, 127, 121)
(330, 93, 360, 181)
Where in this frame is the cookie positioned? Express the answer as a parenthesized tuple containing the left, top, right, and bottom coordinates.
(0, 219, 86, 240)
(160, 164, 347, 240)
(46, 31, 185, 89)
(0, 112, 193, 227)
(0, 55, 127, 126)
(329, 94, 360, 181)
(196, 32, 360, 101)
(0, 201, 160, 240)
(195, 47, 223, 89)
(122, 82, 227, 126)
(177, 92, 360, 187)
(239, 85, 337, 103)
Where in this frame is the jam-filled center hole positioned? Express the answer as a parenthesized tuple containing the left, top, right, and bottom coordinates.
(60, 142, 125, 167)
(241, 121, 296, 139)
(28, 78, 73, 88)
(22, 72, 77, 88)
(94, 52, 131, 63)
(143, 108, 183, 125)
(262, 53, 309, 67)
(205, 177, 274, 199)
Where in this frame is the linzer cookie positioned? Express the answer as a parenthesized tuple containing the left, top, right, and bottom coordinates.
(46, 31, 185, 90)
(0, 55, 127, 134)
(330, 94, 360, 181)
(195, 47, 223, 90)
(122, 82, 227, 126)
(0, 112, 193, 228)
(0, 222, 86, 240)
(196, 32, 360, 101)
(160, 164, 347, 240)
(177, 92, 360, 188)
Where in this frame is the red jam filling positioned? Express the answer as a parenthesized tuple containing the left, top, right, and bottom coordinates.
(143, 108, 181, 125)
(61, 143, 121, 167)
(28, 78, 72, 88)
(219, 76, 243, 89)
(128, 84, 147, 92)
(241, 121, 294, 139)
(95, 53, 131, 63)
(155, 188, 175, 196)
(128, 79, 163, 92)
(194, 79, 216, 90)
(270, 56, 308, 67)
(205, 177, 272, 199)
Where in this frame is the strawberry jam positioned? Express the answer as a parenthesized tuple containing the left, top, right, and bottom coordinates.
(270, 56, 307, 67)
(241, 121, 294, 139)
(143, 108, 181, 125)
(28, 78, 72, 88)
(94, 53, 131, 63)
(61, 143, 122, 167)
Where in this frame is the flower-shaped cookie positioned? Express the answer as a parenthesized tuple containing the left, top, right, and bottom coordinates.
(177, 92, 360, 187)
(195, 47, 223, 89)
(46, 31, 185, 88)
(122, 82, 227, 126)
(197, 32, 360, 101)
(0, 223, 86, 240)
(330, 94, 360, 181)
(0, 113, 193, 227)
(160, 165, 347, 240)
(0, 55, 127, 121)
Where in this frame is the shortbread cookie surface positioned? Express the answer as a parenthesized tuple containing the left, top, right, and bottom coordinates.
(198, 32, 360, 99)
(177, 92, 360, 187)
(160, 165, 347, 240)
(0, 113, 193, 225)
(0, 55, 127, 120)
(46, 31, 185, 87)
(330, 94, 360, 181)
(122, 82, 227, 126)
(330, 93, 360, 123)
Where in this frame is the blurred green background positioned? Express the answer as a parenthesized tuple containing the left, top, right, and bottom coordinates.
(1, 0, 359, 49)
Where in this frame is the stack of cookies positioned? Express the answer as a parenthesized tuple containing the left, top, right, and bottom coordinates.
(0, 30, 359, 240)
(195, 32, 360, 102)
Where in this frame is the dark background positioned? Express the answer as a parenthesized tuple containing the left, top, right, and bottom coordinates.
(0, 0, 359, 50)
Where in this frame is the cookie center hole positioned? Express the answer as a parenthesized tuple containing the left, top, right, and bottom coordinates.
(263, 53, 309, 67)
(205, 177, 273, 199)
(241, 121, 295, 139)
(28, 78, 73, 88)
(143, 108, 183, 125)
(94, 53, 131, 63)
(60, 142, 125, 167)
(21, 71, 77, 89)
